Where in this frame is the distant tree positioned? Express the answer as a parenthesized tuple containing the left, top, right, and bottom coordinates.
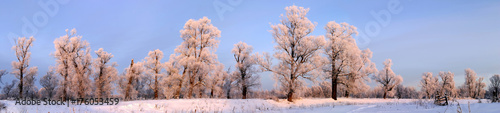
(488, 74, 500, 102)
(40, 69, 59, 99)
(457, 84, 468, 98)
(119, 59, 144, 100)
(367, 86, 385, 98)
(11, 37, 38, 98)
(168, 17, 222, 99)
(340, 49, 376, 98)
(474, 77, 486, 99)
(207, 64, 227, 98)
(53, 29, 92, 99)
(2, 80, 17, 99)
(395, 84, 404, 99)
(307, 85, 324, 98)
(395, 84, 418, 99)
(420, 72, 438, 99)
(320, 81, 332, 98)
(438, 71, 455, 98)
(162, 56, 180, 99)
(93, 48, 118, 98)
(372, 59, 403, 99)
(222, 68, 234, 99)
(232, 42, 260, 99)
(257, 5, 325, 102)
(143, 49, 164, 99)
(464, 68, 477, 98)
(0, 70, 7, 84)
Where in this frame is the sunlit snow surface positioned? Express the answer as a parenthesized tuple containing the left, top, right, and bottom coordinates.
(1, 98, 499, 113)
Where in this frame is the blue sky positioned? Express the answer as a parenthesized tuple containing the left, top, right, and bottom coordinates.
(0, 0, 499, 90)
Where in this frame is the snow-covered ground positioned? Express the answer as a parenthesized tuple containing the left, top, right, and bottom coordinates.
(0, 98, 498, 113)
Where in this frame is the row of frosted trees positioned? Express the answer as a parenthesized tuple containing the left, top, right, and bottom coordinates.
(1, 5, 499, 102)
(420, 69, 500, 102)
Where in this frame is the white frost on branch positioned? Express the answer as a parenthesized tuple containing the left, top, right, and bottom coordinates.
(93, 48, 118, 98)
(53, 28, 92, 99)
(257, 5, 325, 102)
(322, 21, 377, 99)
(11, 36, 38, 98)
(420, 72, 438, 99)
(143, 49, 165, 99)
(372, 59, 403, 99)
(231, 42, 260, 99)
(167, 17, 222, 99)
(438, 71, 455, 97)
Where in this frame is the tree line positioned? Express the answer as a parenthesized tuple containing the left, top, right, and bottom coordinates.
(0, 5, 499, 102)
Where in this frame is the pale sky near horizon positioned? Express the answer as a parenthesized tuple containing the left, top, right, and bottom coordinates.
(1, 0, 499, 91)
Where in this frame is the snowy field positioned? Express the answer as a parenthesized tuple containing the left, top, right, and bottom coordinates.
(0, 98, 499, 113)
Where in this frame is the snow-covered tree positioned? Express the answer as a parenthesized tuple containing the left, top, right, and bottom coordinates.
(474, 77, 486, 98)
(464, 68, 477, 98)
(232, 42, 260, 99)
(168, 17, 221, 99)
(322, 21, 376, 100)
(119, 59, 144, 100)
(40, 69, 59, 99)
(207, 64, 227, 98)
(438, 71, 455, 98)
(341, 49, 376, 98)
(162, 56, 181, 99)
(53, 29, 92, 99)
(323, 21, 356, 100)
(372, 59, 403, 99)
(489, 74, 500, 102)
(463, 68, 486, 99)
(420, 72, 438, 99)
(143, 49, 164, 99)
(11, 37, 38, 98)
(93, 48, 118, 98)
(257, 5, 325, 102)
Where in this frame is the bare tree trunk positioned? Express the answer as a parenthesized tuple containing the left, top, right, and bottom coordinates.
(287, 76, 295, 102)
(287, 90, 293, 102)
(19, 69, 23, 98)
(331, 57, 338, 100)
(383, 90, 387, 99)
(62, 74, 67, 101)
(125, 76, 133, 100)
(332, 75, 337, 100)
(187, 75, 194, 99)
(61, 64, 69, 101)
(154, 76, 158, 99)
(242, 73, 247, 99)
(345, 90, 349, 98)
(124, 59, 134, 101)
(174, 80, 182, 99)
(78, 79, 84, 98)
(210, 86, 214, 98)
(226, 87, 231, 99)
(242, 86, 247, 99)
(198, 76, 203, 98)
